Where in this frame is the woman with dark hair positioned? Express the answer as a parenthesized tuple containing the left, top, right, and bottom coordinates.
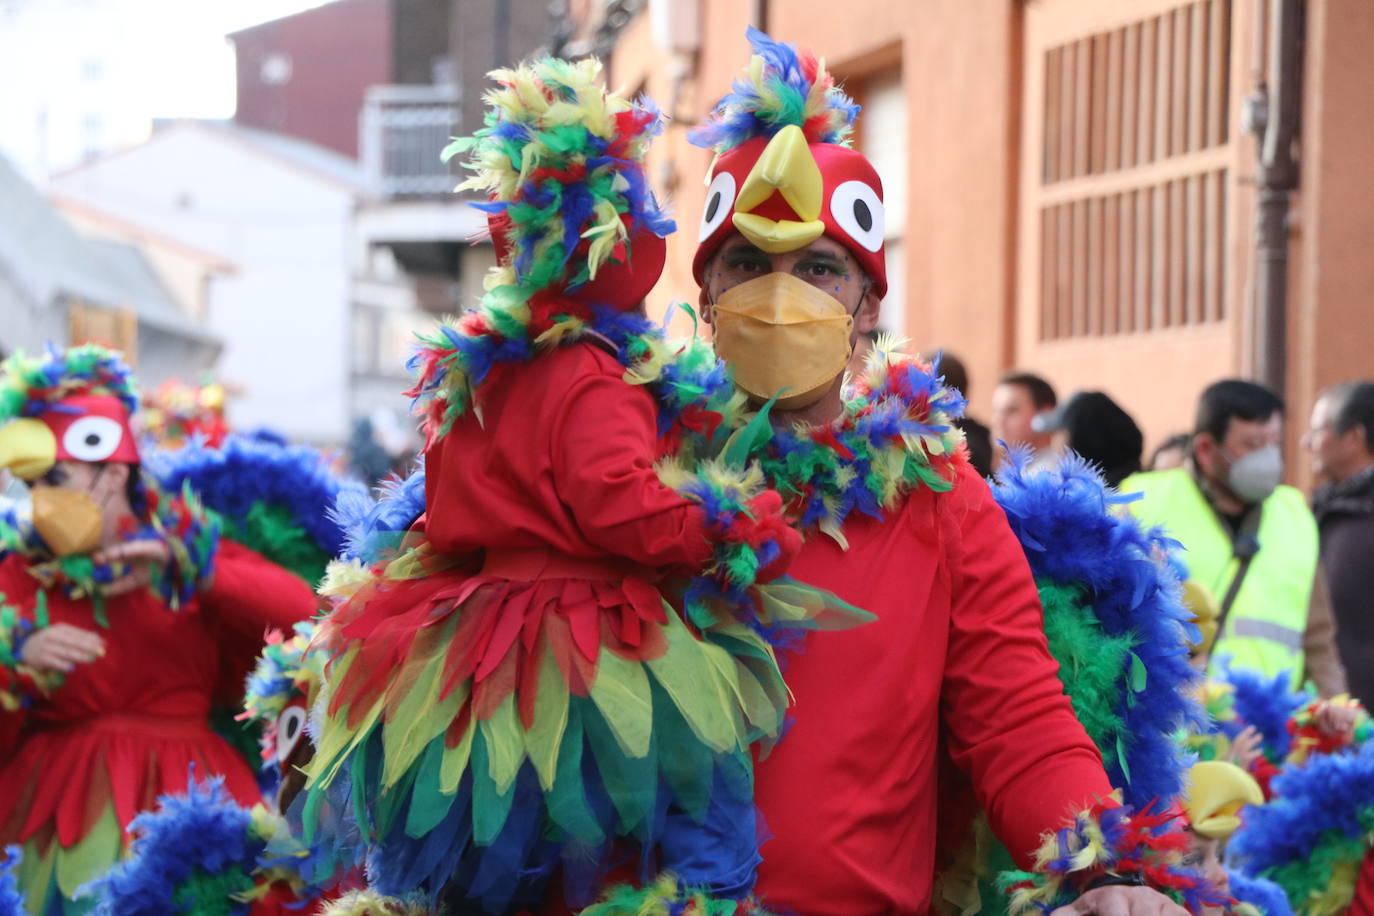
(1034, 390, 1144, 488)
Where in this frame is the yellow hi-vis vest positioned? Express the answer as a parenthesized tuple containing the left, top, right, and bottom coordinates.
(1119, 467, 1317, 685)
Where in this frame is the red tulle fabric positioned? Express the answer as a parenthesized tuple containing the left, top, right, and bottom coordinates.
(326, 551, 674, 733)
(1, 712, 261, 847)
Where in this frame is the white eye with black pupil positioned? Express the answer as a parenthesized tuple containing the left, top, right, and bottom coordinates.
(276, 705, 307, 763)
(698, 171, 737, 242)
(62, 416, 123, 462)
(830, 180, 885, 253)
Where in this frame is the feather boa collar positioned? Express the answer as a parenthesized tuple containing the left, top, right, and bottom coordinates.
(408, 304, 743, 454)
(740, 339, 967, 545)
(0, 479, 219, 622)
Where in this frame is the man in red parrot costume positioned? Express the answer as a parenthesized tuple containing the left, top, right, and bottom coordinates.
(0, 345, 318, 915)
(680, 29, 1211, 916)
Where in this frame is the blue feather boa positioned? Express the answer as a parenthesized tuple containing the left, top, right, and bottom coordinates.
(1229, 739, 1374, 877)
(0, 847, 23, 916)
(331, 467, 427, 566)
(1212, 664, 1307, 762)
(147, 433, 360, 560)
(80, 774, 323, 915)
(81, 776, 261, 915)
(988, 450, 1202, 808)
(1228, 869, 1296, 916)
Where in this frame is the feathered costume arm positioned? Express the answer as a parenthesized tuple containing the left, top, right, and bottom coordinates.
(0, 588, 60, 711)
(936, 453, 1213, 915)
(1001, 801, 1227, 915)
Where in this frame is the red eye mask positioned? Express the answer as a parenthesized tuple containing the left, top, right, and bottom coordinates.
(41, 394, 139, 465)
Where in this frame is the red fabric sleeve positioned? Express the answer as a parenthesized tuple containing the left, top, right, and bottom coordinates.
(1351, 848, 1374, 916)
(201, 540, 320, 706)
(0, 557, 33, 756)
(201, 540, 320, 639)
(937, 465, 1114, 868)
(550, 371, 713, 572)
(0, 704, 23, 759)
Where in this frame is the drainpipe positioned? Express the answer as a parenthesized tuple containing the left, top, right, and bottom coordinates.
(1248, 0, 1303, 397)
(494, 0, 509, 69)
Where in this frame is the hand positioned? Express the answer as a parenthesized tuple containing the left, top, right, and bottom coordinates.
(1314, 700, 1359, 738)
(1051, 885, 1190, 916)
(93, 539, 172, 598)
(1225, 725, 1265, 771)
(19, 622, 104, 673)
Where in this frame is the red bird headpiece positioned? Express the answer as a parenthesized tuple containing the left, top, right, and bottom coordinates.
(689, 27, 887, 297)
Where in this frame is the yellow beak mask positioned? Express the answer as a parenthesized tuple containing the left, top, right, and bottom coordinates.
(711, 272, 855, 411)
(31, 486, 106, 557)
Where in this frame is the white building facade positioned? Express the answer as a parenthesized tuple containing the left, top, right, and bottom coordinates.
(50, 121, 359, 444)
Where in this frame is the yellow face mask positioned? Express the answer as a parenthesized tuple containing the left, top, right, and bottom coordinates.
(32, 485, 105, 557)
(711, 271, 856, 410)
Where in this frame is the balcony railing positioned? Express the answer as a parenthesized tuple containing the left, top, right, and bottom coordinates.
(360, 84, 462, 198)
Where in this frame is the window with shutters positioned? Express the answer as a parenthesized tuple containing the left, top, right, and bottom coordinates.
(1035, 0, 1232, 340)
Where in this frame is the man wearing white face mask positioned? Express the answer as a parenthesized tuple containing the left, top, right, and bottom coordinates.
(1121, 380, 1347, 695)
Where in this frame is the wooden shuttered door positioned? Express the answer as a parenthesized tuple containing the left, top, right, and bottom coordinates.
(68, 301, 138, 366)
(1031, 0, 1234, 342)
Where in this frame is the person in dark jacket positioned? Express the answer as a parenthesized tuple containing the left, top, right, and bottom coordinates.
(1306, 381, 1374, 706)
(937, 352, 995, 478)
(1034, 390, 1143, 488)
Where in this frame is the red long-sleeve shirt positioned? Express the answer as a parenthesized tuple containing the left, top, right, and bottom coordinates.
(751, 463, 1112, 914)
(421, 341, 713, 571)
(0, 539, 317, 849)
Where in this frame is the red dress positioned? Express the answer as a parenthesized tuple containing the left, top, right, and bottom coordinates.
(750, 463, 1113, 915)
(0, 539, 317, 913)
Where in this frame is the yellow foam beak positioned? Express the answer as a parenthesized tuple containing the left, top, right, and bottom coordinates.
(1183, 760, 1266, 840)
(732, 124, 826, 253)
(0, 418, 57, 481)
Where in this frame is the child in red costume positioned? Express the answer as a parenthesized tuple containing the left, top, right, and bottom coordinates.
(0, 345, 318, 915)
(298, 56, 837, 915)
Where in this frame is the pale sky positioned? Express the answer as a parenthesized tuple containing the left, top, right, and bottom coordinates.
(0, 0, 331, 179)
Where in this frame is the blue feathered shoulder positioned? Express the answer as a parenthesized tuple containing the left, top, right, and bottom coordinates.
(80, 776, 261, 915)
(329, 466, 426, 566)
(146, 434, 364, 584)
(1212, 663, 1307, 761)
(1227, 869, 1296, 916)
(988, 450, 1202, 807)
(0, 846, 24, 916)
(1229, 739, 1374, 877)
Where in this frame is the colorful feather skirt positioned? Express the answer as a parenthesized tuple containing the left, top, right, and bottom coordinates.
(301, 549, 792, 913)
(10, 806, 120, 916)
